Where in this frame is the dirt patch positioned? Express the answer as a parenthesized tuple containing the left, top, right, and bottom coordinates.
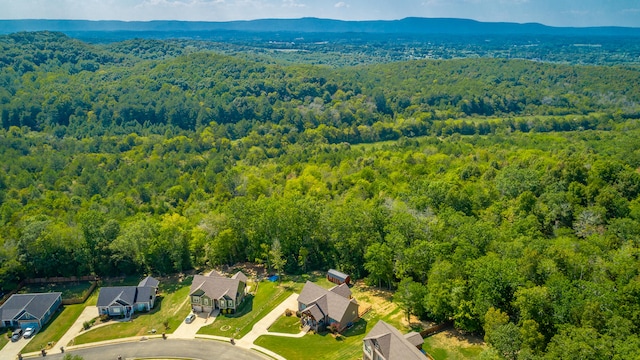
(213, 262, 267, 279)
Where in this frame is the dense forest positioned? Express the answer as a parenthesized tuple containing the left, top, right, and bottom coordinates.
(2, 31, 640, 359)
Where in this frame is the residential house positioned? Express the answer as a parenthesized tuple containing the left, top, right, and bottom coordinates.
(97, 276, 159, 318)
(0, 292, 62, 330)
(327, 269, 351, 285)
(189, 271, 248, 314)
(362, 320, 428, 360)
(298, 281, 358, 332)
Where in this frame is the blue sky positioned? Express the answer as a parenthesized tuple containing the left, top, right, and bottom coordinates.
(1, 0, 639, 27)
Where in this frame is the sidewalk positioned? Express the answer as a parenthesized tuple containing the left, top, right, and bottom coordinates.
(53, 306, 98, 353)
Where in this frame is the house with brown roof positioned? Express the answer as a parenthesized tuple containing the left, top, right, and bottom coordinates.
(297, 281, 358, 332)
(189, 271, 247, 314)
(363, 320, 428, 360)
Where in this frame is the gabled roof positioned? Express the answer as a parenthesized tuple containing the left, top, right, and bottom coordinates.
(97, 287, 137, 307)
(329, 283, 351, 298)
(138, 276, 159, 288)
(404, 332, 424, 347)
(231, 271, 248, 283)
(363, 320, 426, 360)
(327, 269, 349, 281)
(190, 271, 246, 300)
(298, 281, 357, 325)
(302, 303, 325, 321)
(0, 293, 61, 321)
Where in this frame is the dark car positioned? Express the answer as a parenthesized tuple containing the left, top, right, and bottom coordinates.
(11, 328, 23, 342)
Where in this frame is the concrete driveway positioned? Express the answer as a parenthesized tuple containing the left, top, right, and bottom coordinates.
(0, 335, 34, 360)
(171, 310, 218, 339)
(53, 306, 98, 352)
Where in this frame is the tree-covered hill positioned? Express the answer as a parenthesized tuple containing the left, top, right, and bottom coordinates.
(1, 32, 640, 359)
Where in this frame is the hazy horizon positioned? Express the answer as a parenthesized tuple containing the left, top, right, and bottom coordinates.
(0, 0, 639, 28)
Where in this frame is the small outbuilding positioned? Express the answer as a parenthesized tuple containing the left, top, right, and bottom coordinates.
(327, 269, 351, 285)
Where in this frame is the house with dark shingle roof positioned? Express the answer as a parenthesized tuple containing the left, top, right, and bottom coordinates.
(363, 320, 428, 360)
(0, 292, 62, 330)
(189, 271, 247, 314)
(96, 276, 159, 318)
(298, 281, 358, 332)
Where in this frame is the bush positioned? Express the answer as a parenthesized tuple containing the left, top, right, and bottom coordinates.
(328, 322, 340, 334)
(285, 309, 293, 317)
(82, 321, 91, 330)
(163, 319, 170, 330)
(295, 310, 301, 318)
(99, 314, 109, 322)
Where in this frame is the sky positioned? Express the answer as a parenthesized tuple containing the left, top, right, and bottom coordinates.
(1, 0, 639, 28)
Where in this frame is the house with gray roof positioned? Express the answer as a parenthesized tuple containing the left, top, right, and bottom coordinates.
(189, 271, 247, 314)
(0, 292, 62, 330)
(363, 320, 428, 360)
(298, 281, 358, 332)
(97, 276, 159, 318)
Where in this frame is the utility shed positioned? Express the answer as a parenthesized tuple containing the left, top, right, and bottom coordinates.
(327, 269, 351, 285)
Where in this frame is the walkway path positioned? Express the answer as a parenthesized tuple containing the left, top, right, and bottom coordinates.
(53, 306, 98, 353)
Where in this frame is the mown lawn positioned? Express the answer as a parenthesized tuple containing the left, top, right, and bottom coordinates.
(197, 280, 293, 338)
(0, 332, 9, 350)
(268, 314, 301, 334)
(422, 331, 484, 360)
(20, 282, 94, 301)
(72, 277, 192, 345)
(22, 303, 86, 353)
(255, 314, 372, 360)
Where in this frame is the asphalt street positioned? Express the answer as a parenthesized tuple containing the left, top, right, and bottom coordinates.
(40, 338, 267, 360)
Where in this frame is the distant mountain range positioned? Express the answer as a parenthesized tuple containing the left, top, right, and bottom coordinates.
(1, 17, 639, 37)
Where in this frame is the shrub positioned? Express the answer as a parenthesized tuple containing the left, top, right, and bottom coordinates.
(82, 321, 91, 330)
(285, 309, 293, 317)
(99, 314, 110, 322)
(163, 319, 170, 330)
(329, 322, 340, 334)
(295, 310, 301, 318)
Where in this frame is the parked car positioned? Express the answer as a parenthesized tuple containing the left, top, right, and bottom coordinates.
(23, 327, 35, 339)
(11, 328, 23, 341)
(185, 313, 196, 323)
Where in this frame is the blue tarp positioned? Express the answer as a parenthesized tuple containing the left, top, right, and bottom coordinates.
(268, 275, 279, 282)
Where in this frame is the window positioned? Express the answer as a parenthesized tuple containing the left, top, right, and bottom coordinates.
(227, 300, 234, 308)
(364, 342, 372, 356)
(112, 307, 121, 314)
(192, 296, 200, 304)
(203, 298, 209, 306)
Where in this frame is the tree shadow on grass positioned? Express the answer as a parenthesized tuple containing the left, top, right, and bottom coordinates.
(220, 294, 254, 318)
(342, 318, 368, 337)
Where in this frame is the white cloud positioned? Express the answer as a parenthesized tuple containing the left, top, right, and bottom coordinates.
(334, 1, 349, 8)
(282, 0, 305, 8)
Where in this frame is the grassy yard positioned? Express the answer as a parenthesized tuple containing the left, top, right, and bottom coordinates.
(268, 314, 301, 334)
(72, 276, 192, 345)
(197, 280, 293, 338)
(422, 330, 484, 360)
(255, 314, 372, 360)
(0, 332, 9, 351)
(22, 303, 86, 353)
(20, 282, 94, 301)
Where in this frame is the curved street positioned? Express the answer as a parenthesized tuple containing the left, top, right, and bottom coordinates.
(41, 338, 267, 360)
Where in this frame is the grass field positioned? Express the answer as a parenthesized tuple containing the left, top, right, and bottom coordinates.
(20, 282, 94, 301)
(423, 330, 484, 360)
(268, 314, 301, 334)
(197, 280, 293, 338)
(22, 303, 86, 353)
(0, 332, 9, 351)
(72, 276, 192, 345)
(255, 314, 372, 360)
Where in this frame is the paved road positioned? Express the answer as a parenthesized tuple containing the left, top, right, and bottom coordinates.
(37, 338, 267, 360)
